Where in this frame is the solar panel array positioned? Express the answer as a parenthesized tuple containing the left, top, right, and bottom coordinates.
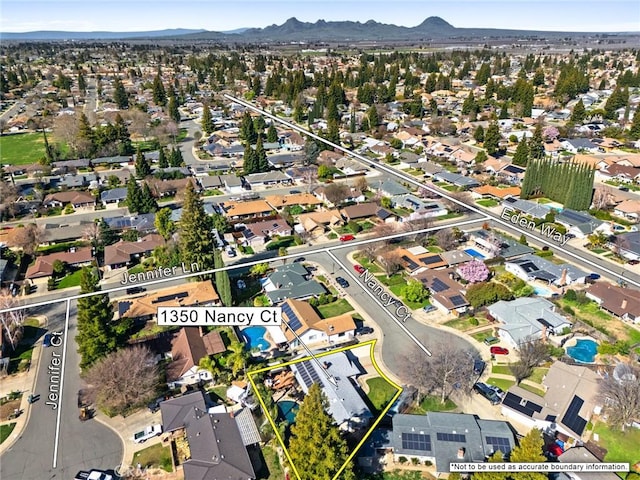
(561, 396, 587, 435)
(436, 432, 466, 442)
(401, 433, 432, 452)
(485, 436, 511, 453)
(431, 278, 449, 292)
(421, 255, 443, 266)
(402, 255, 420, 271)
(449, 295, 467, 307)
(502, 392, 543, 418)
(153, 292, 189, 304)
(296, 360, 321, 389)
(558, 209, 590, 224)
(282, 303, 303, 331)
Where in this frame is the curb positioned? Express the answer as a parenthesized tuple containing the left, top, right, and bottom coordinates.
(92, 413, 128, 469)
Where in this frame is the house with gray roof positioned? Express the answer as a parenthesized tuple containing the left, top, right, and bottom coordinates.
(488, 297, 571, 347)
(469, 229, 534, 259)
(219, 174, 244, 194)
(610, 230, 640, 261)
(376, 180, 410, 198)
(433, 171, 481, 189)
(100, 187, 128, 206)
(505, 254, 587, 287)
(502, 196, 552, 219)
(171, 204, 216, 222)
(389, 412, 516, 473)
(103, 213, 156, 232)
(91, 155, 131, 166)
(555, 209, 609, 239)
(557, 447, 620, 480)
(290, 351, 373, 431)
(244, 171, 292, 187)
(160, 391, 257, 480)
(561, 138, 601, 154)
(263, 264, 326, 305)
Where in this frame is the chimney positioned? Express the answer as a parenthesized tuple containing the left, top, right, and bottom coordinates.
(457, 448, 465, 459)
(199, 326, 206, 337)
(621, 299, 627, 310)
(560, 268, 568, 287)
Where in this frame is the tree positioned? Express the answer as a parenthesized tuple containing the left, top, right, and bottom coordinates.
(267, 123, 278, 143)
(598, 362, 640, 430)
(0, 293, 25, 355)
(201, 104, 213, 134)
(528, 123, 545, 161)
(157, 147, 168, 168)
(169, 146, 184, 167)
(473, 125, 485, 143)
(543, 126, 559, 142)
(512, 137, 529, 167)
(152, 72, 166, 106)
(198, 355, 222, 383)
(434, 228, 457, 250)
(179, 182, 215, 272)
(475, 151, 488, 163)
(484, 121, 501, 156)
(288, 383, 354, 480)
(508, 429, 547, 480)
(255, 135, 269, 172)
(571, 98, 586, 123)
(402, 344, 476, 405)
(465, 282, 513, 308)
(458, 260, 490, 283)
(126, 176, 142, 214)
(510, 338, 549, 383)
(367, 104, 379, 130)
(155, 207, 176, 240)
(243, 142, 257, 174)
(250, 263, 270, 276)
(225, 341, 249, 377)
(134, 146, 151, 178)
(13, 224, 44, 255)
(323, 183, 350, 205)
(214, 250, 232, 306)
(76, 266, 116, 370)
(472, 450, 507, 480)
(380, 250, 403, 278)
(85, 346, 158, 416)
(168, 95, 180, 124)
(402, 279, 429, 303)
(629, 107, 640, 140)
(113, 76, 128, 109)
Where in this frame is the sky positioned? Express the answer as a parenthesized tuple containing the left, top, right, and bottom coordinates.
(1, 0, 639, 33)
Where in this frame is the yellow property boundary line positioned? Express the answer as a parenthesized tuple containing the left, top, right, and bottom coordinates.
(247, 339, 403, 480)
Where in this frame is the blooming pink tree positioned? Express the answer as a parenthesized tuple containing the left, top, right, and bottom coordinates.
(543, 126, 559, 142)
(458, 260, 490, 283)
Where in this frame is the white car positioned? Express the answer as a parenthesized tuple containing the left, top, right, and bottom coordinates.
(132, 424, 162, 443)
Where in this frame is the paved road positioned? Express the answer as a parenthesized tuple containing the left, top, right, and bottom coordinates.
(0, 302, 123, 480)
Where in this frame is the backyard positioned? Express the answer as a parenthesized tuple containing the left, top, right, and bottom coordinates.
(407, 395, 456, 415)
(365, 377, 400, 413)
(593, 422, 640, 468)
(0, 132, 47, 165)
(132, 442, 173, 472)
(317, 298, 354, 318)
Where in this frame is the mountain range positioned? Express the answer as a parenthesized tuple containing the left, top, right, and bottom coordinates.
(1, 17, 632, 41)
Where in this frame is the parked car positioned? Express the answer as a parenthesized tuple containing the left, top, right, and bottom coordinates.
(294, 257, 305, 263)
(354, 264, 365, 274)
(483, 336, 500, 346)
(289, 189, 301, 194)
(473, 359, 486, 375)
(43, 333, 52, 348)
(473, 382, 502, 405)
(629, 260, 640, 266)
(336, 277, 350, 288)
(132, 424, 163, 443)
(588, 273, 601, 281)
(422, 304, 437, 313)
(488, 385, 506, 399)
(126, 286, 146, 295)
(356, 326, 374, 335)
(490, 346, 510, 355)
(339, 234, 355, 242)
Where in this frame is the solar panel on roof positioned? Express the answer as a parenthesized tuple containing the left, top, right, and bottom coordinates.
(421, 255, 443, 266)
(401, 255, 420, 271)
(401, 432, 431, 452)
(282, 303, 303, 331)
(485, 436, 511, 453)
(153, 292, 189, 304)
(436, 432, 466, 442)
(561, 396, 587, 435)
(297, 364, 312, 388)
(449, 295, 467, 307)
(431, 278, 449, 292)
(559, 209, 590, 224)
(502, 392, 543, 418)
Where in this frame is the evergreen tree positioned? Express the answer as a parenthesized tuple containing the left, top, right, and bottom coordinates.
(484, 121, 501, 156)
(240, 111, 257, 144)
(475, 62, 492, 85)
(113, 76, 128, 109)
(113, 113, 133, 155)
(169, 147, 184, 167)
(288, 383, 355, 480)
(472, 450, 507, 480)
(498, 101, 509, 119)
(98, 219, 118, 248)
(201, 104, 213, 134)
(255, 136, 269, 173)
(126, 176, 142, 213)
(77, 112, 95, 156)
(168, 95, 180, 123)
(77, 72, 87, 93)
(152, 71, 166, 106)
(155, 207, 176, 240)
(528, 123, 545, 161)
(76, 266, 116, 370)
(571, 98, 586, 123)
(266, 123, 278, 143)
(135, 146, 151, 178)
(214, 250, 232, 307)
(140, 183, 158, 214)
(473, 125, 485, 143)
(512, 137, 529, 167)
(367, 104, 379, 131)
(462, 91, 476, 115)
(243, 142, 257, 174)
(179, 182, 216, 272)
(629, 107, 640, 140)
(508, 429, 547, 480)
(326, 118, 340, 146)
(157, 147, 168, 168)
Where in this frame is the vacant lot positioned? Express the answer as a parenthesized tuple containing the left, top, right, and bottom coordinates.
(0, 133, 47, 165)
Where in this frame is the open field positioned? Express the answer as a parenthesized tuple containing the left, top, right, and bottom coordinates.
(0, 133, 47, 165)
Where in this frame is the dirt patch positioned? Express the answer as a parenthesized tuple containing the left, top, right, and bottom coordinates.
(0, 399, 22, 421)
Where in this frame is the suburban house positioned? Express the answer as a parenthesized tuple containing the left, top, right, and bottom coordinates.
(415, 268, 469, 314)
(472, 185, 522, 200)
(557, 447, 621, 480)
(103, 234, 165, 270)
(391, 194, 448, 220)
(468, 229, 534, 259)
(388, 412, 516, 474)
(278, 298, 356, 348)
(289, 351, 372, 431)
(501, 362, 601, 440)
(102, 213, 156, 232)
(243, 171, 292, 188)
(160, 391, 257, 480)
(296, 209, 344, 236)
(555, 210, 609, 239)
(100, 187, 128, 207)
(166, 327, 227, 388)
(264, 193, 322, 211)
(335, 157, 369, 176)
(43, 191, 96, 209)
(146, 177, 200, 198)
(612, 231, 640, 261)
(395, 246, 448, 274)
(376, 180, 410, 198)
(25, 247, 94, 282)
(560, 138, 601, 154)
(586, 282, 640, 324)
(118, 281, 221, 320)
(221, 200, 274, 221)
(433, 171, 481, 189)
(505, 254, 587, 287)
(237, 217, 292, 249)
(613, 199, 640, 222)
(340, 202, 379, 222)
(488, 297, 571, 347)
(262, 264, 327, 305)
(502, 197, 552, 219)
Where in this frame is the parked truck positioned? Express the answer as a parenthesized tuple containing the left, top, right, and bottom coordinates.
(132, 424, 162, 443)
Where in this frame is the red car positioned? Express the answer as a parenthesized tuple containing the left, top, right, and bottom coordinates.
(490, 346, 510, 355)
(339, 234, 355, 242)
(354, 264, 365, 274)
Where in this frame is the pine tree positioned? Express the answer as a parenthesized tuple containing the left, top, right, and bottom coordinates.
(512, 137, 529, 166)
(240, 111, 257, 144)
(462, 91, 476, 115)
(155, 207, 176, 240)
(288, 383, 355, 480)
(629, 108, 640, 140)
(214, 250, 232, 307)
(571, 98, 586, 123)
(158, 147, 168, 168)
(140, 183, 158, 213)
(77, 72, 87, 93)
(472, 450, 507, 480)
(475, 63, 492, 85)
(326, 118, 340, 146)
(267, 123, 278, 143)
(255, 136, 269, 173)
(484, 121, 501, 156)
(135, 146, 151, 178)
(508, 429, 547, 480)
(77, 112, 95, 157)
(201, 103, 213, 134)
(126, 176, 142, 213)
(168, 95, 180, 123)
(152, 71, 166, 106)
(179, 182, 215, 272)
(113, 76, 128, 109)
(528, 123, 545, 161)
(113, 113, 133, 155)
(367, 104, 379, 130)
(169, 147, 184, 167)
(243, 142, 257, 174)
(473, 125, 485, 143)
(76, 266, 116, 370)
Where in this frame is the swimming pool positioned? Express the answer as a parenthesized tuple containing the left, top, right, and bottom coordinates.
(533, 285, 554, 297)
(241, 326, 270, 351)
(277, 400, 299, 424)
(465, 248, 486, 259)
(566, 339, 598, 363)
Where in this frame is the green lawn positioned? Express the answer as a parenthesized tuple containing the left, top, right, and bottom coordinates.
(0, 423, 16, 444)
(477, 199, 499, 207)
(0, 133, 47, 165)
(260, 445, 284, 480)
(471, 329, 495, 343)
(354, 256, 383, 273)
(426, 246, 443, 253)
(594, 422, 640, 467)
(528, 367, 549, 384)
(408, 395, 456, 414)
(519, 383, 546, 397)
(132, 443, 173, 472)
(366, 377, 400, 412)
(317, 299, 354, 318)
(491, 364, 513, 376)
(444, 316, 490, 332)
(376, 274, 406, 287)
(486, 377, 516, 391)
(436, 212, 464, 221)
(56, 269, 84, 289)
